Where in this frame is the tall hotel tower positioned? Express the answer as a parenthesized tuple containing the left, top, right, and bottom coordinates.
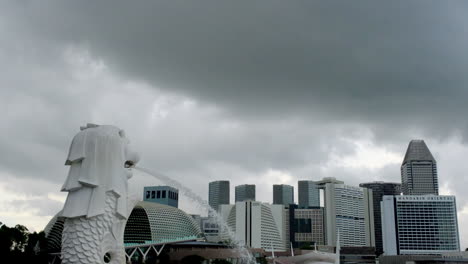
(317, 178, 375, 247)
(209, 181, 230, 212)
(401, 140, 438, 195)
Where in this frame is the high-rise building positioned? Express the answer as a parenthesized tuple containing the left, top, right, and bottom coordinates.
(235, 184, 256, 202)
(143, 186, 179, 208)
(401, 140, 438, 195)
(209, 180, 230, 212)
(288, 204, 325, 248)
(273, 184, 294, 205)
(382, 195, 460, 255)
(359, 182, 401, 256)
(220, 201, 288, 251)
(298, 180, 320, 208)
(316, 178, 375, 247)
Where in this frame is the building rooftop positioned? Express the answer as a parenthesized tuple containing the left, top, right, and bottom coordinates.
(402, 140, 436, 165)
(360, 181, 401, 186)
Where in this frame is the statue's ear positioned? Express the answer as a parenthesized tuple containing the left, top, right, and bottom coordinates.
(119, 130, 126, 138)
(80, 123, 99, 131)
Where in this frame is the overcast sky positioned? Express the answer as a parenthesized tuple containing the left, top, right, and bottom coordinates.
(2, 0, 468, 248)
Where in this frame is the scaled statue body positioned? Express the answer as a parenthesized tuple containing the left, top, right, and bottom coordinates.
(60, 124, 139, 264)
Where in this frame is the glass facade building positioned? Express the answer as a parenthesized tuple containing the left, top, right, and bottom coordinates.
(401, 140, 438, 195)
(359, 182, 401, 256)
(208, 180, 230, 212)
(298, 180, 320, 208)
(273, 184, 294, 205)
(235, 184, 256, 202)
(382, 195, 460, 255)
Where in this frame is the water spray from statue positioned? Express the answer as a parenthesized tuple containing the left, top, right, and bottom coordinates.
(134, 166, 256, 264)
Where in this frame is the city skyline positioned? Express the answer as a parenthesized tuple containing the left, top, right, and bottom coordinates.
(2, 0, 468, 251)
(20, 138, 468, 256)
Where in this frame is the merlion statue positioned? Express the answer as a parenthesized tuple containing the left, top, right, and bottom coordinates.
(60, 124, 140, 264)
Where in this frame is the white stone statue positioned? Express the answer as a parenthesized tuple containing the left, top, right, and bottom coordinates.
(60, 124, 140, 264)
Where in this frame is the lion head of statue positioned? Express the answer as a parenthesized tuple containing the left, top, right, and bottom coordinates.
(61, 123, 140, 219)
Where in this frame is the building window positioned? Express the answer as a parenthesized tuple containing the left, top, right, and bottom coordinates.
(162, 190, 166, 198)
(146, 191, 150, 199)
(157, 191, 161, 199)
(151, 191, 155, 199)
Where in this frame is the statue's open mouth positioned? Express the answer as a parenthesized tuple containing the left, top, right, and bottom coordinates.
(124, 160, 135, 168)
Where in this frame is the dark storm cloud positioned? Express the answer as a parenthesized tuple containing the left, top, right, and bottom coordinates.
(4, 0, 468, 140)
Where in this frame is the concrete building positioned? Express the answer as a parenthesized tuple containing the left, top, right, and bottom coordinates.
(359, 182, 401, 256)
(220, 201, 288, 251)
(340, 247, 377, 264)
(235, 184, 256, 202)
(380, 253, 468, 264)
(382, 195, 460, 255)
(191, 215, 221, 243)
(273, 184, 294, 205)
(317, 178, 375, 247)
(298, 180, 320, 208)
(401, 140, 439, 195)
(143, 186, 179, 208)
(287, 204, 325, 248)
(209, 180, 230, 212)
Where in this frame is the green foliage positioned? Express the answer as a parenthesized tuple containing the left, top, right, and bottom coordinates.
(219, 239, 233, 246)
(299, 242, 312, 250)
(212, 259, 232, 264)
(256, 256, 268, 264)
(181, 254, 205, 264)
(0, 222, 48, 263)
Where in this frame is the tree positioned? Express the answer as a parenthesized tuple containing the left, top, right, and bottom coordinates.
(256, 257, 268, 264)
(299, 242, 312, 250)
(181, 254, 205, 264)
(0, 222, 48, 264)
(0, 223, 29, 254)
(23, 231, 48, 263)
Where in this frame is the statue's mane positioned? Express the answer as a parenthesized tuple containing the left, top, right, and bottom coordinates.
(62, 123, 132, 219)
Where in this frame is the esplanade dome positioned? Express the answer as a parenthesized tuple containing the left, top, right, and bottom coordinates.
(44, 201, 202, 252)
(124, 201, 202, 245)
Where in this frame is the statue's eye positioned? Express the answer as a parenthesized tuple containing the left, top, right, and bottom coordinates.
(124, 160, 134, 168)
